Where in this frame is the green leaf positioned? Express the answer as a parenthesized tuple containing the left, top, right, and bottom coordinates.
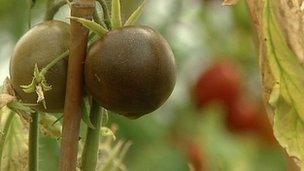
(81, 96, 95, 129)
(20, 80, 36, 93)
(264, 0, 304, 167)
(2, 111, 28, 170)
(124, 0, 146, 26)
(111, 0, 122, 28)
(70, 17, 108, 38)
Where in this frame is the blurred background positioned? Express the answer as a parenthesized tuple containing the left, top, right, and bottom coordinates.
(0, 0, 299, 170)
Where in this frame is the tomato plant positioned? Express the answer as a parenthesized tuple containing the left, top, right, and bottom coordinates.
(0, 0, 295, 170)
(1, 0, 179, 170)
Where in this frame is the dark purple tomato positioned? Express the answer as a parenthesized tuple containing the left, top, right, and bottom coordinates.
(10, 20, 69, 113)
(85, 26, 176, 118)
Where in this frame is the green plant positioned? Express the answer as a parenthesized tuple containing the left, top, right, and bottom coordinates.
(1, 0, 177, 170)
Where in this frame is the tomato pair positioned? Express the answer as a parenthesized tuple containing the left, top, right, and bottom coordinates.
(193, 60, 275, 143)
(10, 20, 176, 118)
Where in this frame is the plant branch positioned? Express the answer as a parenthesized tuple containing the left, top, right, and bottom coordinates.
(81, 100, 102, 171)
(0, 111, 15, 169)
(59, 0, 95, 171)
(28, 112, 39, 171)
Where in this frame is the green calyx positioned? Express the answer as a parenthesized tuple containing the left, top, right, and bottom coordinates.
(20, 64, 52, 109)
(124, 0, 147, 26)
(72, 0, 147, 35)
(20, 49, 68, 110)
(110, 0, 122, 28)
(70, 16, 108, 38)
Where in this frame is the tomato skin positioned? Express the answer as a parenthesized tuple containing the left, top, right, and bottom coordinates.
(85, 26, 176, 118)
(226, 97, 259, 132)
(10, 20, 69, 113)
(193, 60, 242, 108)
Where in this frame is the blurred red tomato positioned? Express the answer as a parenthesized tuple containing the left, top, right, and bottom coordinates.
(226, 97, 276, 144)
(193, 60, 242, 108)
(226, 97, 259, 132)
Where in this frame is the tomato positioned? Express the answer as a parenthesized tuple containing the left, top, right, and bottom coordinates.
(193, 60, 242, 108)
(85, 26, 176, 118)
(10, 20, 69, 113)
(226, 97, 276, 144)
(226, 97, 259, 132)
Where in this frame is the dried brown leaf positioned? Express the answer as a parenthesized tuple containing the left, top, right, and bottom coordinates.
(0, 94, 16, 108)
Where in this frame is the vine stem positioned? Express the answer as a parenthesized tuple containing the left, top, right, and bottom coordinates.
(81, 100, 102, 171)
(28, 112, 39, 171)
(0, 111, 15, 169)
(59, 0, 95, 171)
(41, 50, 69, 75)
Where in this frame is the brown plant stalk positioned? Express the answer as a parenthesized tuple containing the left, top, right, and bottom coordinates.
(59, 0, 95, 170)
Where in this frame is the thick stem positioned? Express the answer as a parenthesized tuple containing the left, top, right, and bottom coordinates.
(0, 111, 15, 169)
(28, 112, 39, 171)
(59, 1, 95, 171)
(81, 100, 102, 171)
(44, 0, 67, 21)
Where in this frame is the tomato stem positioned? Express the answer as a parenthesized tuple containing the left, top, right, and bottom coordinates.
(41, 50, 69, 75)
(28, 112, 39, 171)
(81, 100, 102, 171)
(0, 111, 15, 169)
(59, 1, 95, 171)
